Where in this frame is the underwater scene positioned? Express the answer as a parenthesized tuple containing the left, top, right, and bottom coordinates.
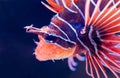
(0, 0, 120, 78)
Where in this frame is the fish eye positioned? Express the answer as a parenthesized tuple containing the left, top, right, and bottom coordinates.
(45, 35, 57, 43)
(44, 34, 75, 49)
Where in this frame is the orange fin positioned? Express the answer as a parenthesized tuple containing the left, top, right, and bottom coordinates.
(34, 35, 76, 61)
(44, 0, 64, 13)
(42, 0, 79, 13)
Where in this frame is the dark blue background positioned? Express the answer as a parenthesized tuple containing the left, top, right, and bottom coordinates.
(0, 0, 114, 78)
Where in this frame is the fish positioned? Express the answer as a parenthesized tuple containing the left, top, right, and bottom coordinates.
(25, 0, 120, 78)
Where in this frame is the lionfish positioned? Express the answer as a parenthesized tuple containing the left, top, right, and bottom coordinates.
(25, 0, 120, 78)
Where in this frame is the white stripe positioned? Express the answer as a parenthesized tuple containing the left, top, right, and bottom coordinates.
(101, 45, 120, 56)
(88, 0, 101, 25)
(41, 1, 57, 13)
(112, 0, 116, 8)
(57, 14, 89, 51)
(25, 25, 75, 44)
(100, 23, 120, 33)
(96, 52, 119, 78)
(100, 32, 120, 36)
(101, 52, 120, 70)
(93, 56, 108, 78)
(50, 22, 71, 41)
(96, 31, 101, 40)
(115, 43, 120, 48)
(55, 0, 60, 6)
(26, 25, 76, 44)
(78, 38, 92, 54)
(25, 25, 45, 33)
(61, 0, 77, 13)
(101, 39, 120, 43)
(25, 25, 75, 49)
(109, 53, 120, 57)
(100, 15, 120, 31)
(91, 0, 113, 26)
(57, 13, 93, 58)
(44, 34, 75, 50)
(53, 43, 71, 50)
(57, 14, 89, 50)
(90, 0, 96, 6)
(56, 14, 78, 38)
(86, 54, 92, 76)
(115, 60, 120, 63)
(94, 0, 120, 26)
(101, 33, 117, 36)
(71, 0, 85, 19)
(111, 66, 120, 73)
(42, 31, 76, 44)
(56, 14, 92, 56)
(98, 9, 120, 30)
(89, 55, 100, 78)
(88, 56, 94, 78)
(85, 0, 90, 26)
(88, 26, 98, 54)
(83, 0, 91, 34)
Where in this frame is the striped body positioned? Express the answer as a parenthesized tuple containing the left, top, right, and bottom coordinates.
(25, 0, 120, 78)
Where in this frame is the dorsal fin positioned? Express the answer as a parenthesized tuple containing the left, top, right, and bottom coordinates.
(42, 0, 79, 13)
(41, 0, 64, 13)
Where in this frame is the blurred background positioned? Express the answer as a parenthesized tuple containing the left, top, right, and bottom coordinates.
(0, 0, 114, 78)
